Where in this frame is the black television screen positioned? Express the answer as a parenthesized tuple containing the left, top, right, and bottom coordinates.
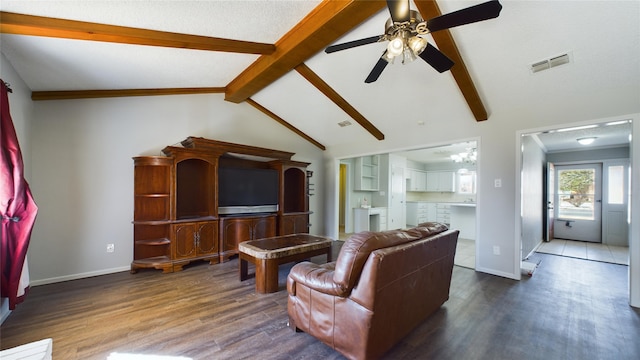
(218, 167, 279, 209)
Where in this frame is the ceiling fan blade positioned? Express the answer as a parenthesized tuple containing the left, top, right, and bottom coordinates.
(387, 0, 411, 23)
(325, 35, 383, 54)
(365, 56, 389, 83)
(418, 43, 454, 73)
(426, 0, 503, 33)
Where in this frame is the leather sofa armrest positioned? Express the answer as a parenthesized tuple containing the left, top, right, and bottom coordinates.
(287, 261, 346, 297)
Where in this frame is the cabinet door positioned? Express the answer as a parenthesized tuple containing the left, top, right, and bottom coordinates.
(196, 221, 218, 256)
(280, 214, 309, 236)
(427, 203, 438, 222)
(253, 216, 276, 240)
(220, 218, 253, 253)
(439, 171, 456, 192)
(426, 172, 439, 191)
(406, 203, 418, 226)
(173, 223, 197, 259)
(426, 171, 456, 192)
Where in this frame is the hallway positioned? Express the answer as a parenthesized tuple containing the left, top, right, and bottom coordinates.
(536, 239, 628, 265)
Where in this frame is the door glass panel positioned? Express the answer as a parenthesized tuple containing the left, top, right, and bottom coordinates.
(607, 165, 624, 204)
(557, 168, 595, 220)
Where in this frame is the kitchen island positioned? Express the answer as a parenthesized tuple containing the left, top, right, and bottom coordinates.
(449, 203, 476, 240)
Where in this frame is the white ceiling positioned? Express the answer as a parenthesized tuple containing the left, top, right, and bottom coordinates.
(1, 1, 638, 153)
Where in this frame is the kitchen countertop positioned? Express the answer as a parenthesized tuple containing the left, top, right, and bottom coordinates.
(449, 203, 476, 207)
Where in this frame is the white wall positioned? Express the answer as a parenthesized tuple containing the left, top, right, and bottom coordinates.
(521, 136, 545, 259)
(1, 54, 36, 322)
(27, 94, 325, 285)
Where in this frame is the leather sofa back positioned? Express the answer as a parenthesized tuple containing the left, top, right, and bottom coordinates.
(332, 222, 449, 297)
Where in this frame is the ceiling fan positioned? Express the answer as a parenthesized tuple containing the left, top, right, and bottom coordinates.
(325, 0, 503, 83)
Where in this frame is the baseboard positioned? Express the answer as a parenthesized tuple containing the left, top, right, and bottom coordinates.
(476, 266, 519, 280)
(29, 266, 131, 286)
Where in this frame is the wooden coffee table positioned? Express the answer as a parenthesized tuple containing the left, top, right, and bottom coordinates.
(239, 234, 333, 293)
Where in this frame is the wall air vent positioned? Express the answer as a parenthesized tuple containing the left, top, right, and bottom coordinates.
(337, 120, 352, 127)
(530, 52, 571, 74)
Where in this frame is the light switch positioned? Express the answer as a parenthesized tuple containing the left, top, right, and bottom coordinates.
(494, 179, 502, 188)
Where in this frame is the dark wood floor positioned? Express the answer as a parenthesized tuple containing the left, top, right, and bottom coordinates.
(2, 245, 639, 360)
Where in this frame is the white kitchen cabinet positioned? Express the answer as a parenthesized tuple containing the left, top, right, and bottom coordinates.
(406, 202, 436, 226)
(406, 169, 427, 191)
(426, 171, 456, 192)
(449, 204, 476, 240)
(436, 203, 451, 224)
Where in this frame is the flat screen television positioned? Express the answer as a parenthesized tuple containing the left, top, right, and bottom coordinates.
(218, 167, 279, 215)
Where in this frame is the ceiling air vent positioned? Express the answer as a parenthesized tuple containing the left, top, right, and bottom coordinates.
(530, 52, 571, 73)
(337, 120, 352, 127)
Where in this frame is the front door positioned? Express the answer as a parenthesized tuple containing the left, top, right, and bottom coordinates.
(553, 163, 602, 242)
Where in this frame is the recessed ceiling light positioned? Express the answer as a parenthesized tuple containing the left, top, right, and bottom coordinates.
(577, 137, 596, 145)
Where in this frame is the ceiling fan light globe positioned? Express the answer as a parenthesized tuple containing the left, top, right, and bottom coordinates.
(383, 51, 396, 64)
(403, 48, 417, 63)
(387, 37, 404, 57)
(408, 36, 427, 55)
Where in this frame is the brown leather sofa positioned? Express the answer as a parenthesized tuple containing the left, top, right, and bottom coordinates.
(287, 222, 459, 360)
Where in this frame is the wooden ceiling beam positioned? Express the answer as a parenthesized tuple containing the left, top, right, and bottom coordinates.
(295, 64, 384, 141)
(246, 98, 326, 151)
(31, 87, 225, 101)
(225, 0, 386, 104)
(0, 11, 275, 54)
(414, 1, 488, 121)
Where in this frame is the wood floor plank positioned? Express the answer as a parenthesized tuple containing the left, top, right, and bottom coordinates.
(1, 250, 639, 359)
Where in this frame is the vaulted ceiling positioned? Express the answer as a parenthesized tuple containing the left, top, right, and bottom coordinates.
(1, 1, 638, 152)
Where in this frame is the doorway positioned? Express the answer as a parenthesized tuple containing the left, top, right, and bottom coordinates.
(553, 163, 602, 242)
(519, 119, 631, 267)
(337, 141, 478, 268)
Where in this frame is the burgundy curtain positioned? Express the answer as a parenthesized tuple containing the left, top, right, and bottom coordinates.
(1, 79, 38, 309)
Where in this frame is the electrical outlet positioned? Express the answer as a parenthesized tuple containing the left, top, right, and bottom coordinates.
(494, 178, 502, 188)
(493, 246, 501, 255)
(106, 243, 115, 253)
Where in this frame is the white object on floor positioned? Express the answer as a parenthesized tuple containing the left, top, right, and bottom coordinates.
(521, 261, 538, 276)
(0, 338, 52, 360)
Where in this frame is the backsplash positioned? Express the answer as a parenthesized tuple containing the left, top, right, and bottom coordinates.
(406, 191, 475, 203)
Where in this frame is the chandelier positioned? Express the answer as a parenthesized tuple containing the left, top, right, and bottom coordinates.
(451, 148, 477, 164)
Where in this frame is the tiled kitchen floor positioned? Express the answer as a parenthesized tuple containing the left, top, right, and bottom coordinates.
(455, 238, 475, 269)
(536, 239, 628, 265)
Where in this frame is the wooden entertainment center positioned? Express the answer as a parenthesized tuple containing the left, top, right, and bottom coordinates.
(131, 136, 311, 273)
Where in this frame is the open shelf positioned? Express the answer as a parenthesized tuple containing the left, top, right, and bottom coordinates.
(135, 238, 171, 246)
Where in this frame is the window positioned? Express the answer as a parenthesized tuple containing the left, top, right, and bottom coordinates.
(607, 165, 624, 204)
(557, 168, 595, 220)
(458, 170, 476, 194)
